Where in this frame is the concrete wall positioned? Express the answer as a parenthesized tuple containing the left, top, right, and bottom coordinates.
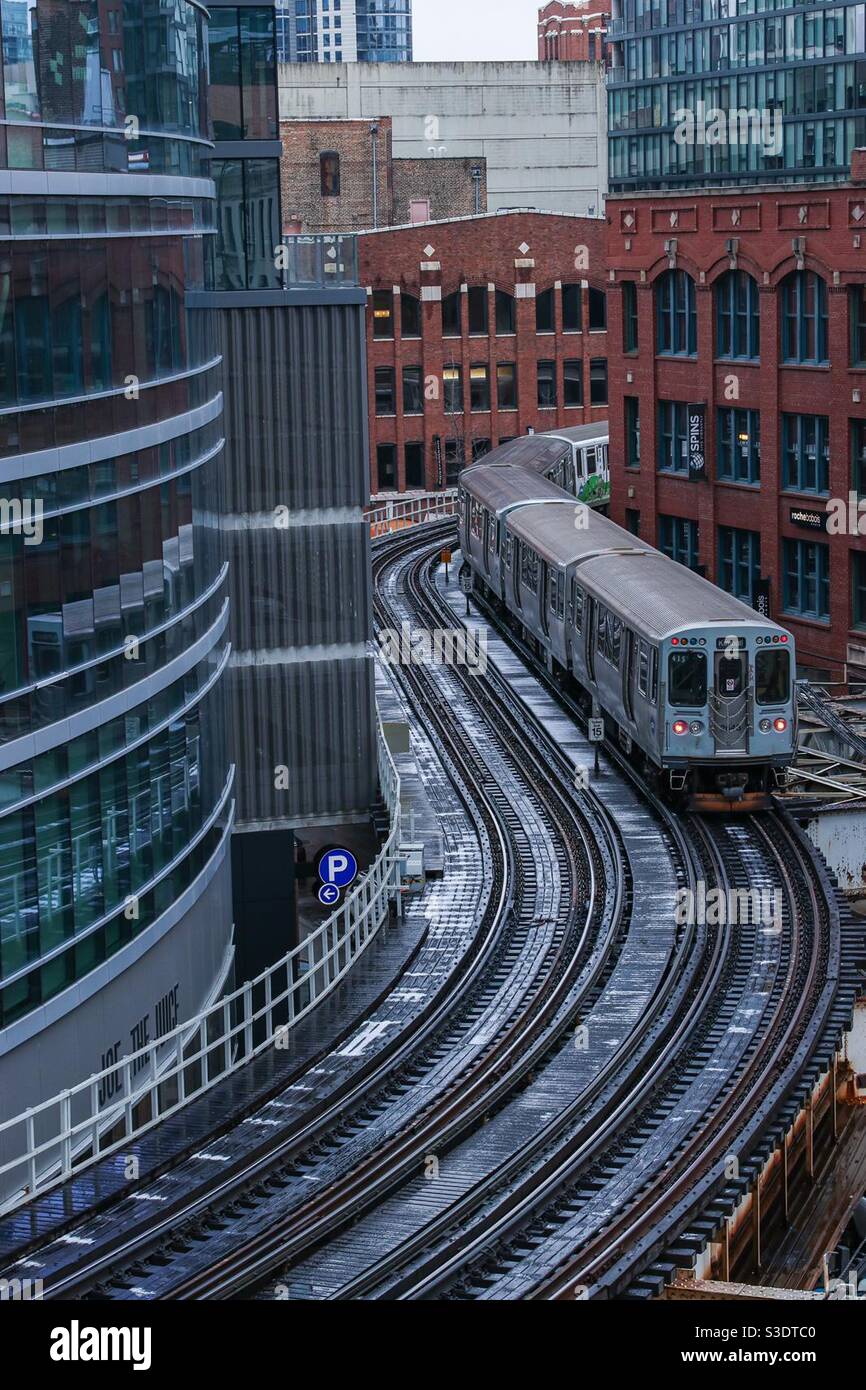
(279, 60, 608, 217)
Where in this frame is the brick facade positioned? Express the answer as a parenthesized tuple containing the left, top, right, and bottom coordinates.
(359, 211, 609, 496)
(537, 1, 609, 63)
(281, 118, 395, 234)
(392, 158, 486, 227)
(280, 118, 487, 233)
(606, 179, 866, 682)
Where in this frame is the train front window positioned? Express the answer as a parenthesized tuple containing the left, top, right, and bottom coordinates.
(669, 650, 707, 708)
(756, 649, 790, 705)
(716, 652, 746, 698)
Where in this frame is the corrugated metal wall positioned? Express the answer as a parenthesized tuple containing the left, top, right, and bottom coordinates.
(218, 301, 377, 828)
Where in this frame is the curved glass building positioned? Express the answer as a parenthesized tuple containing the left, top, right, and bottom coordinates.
(0, 0, 233, 1116)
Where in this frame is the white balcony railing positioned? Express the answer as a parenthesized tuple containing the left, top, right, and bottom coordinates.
(0, 722, 401, 1215)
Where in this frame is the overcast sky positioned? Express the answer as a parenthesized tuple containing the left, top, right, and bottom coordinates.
(413, 0, 538, 62)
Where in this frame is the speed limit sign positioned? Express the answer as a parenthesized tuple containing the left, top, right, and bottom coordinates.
(588, 719, 605, 744)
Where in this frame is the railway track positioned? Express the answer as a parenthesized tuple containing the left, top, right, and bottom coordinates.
(1, 524, 632, 1299)
(240, 528, 855, 1301)
(2, 522, 859, 1301)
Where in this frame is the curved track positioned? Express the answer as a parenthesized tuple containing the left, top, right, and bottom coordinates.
(1, 522, 858, 1301)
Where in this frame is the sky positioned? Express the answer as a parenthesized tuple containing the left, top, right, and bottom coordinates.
(412, 0, 538, 63)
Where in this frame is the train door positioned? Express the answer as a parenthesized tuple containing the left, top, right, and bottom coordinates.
(513, 539, 522, 610)
(541, 564, 550, 637)
(623, 629, 637, 722)
(710, 640, 749, 753)
(483, 510, 492, 576)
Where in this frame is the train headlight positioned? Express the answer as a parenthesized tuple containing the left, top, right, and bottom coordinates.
(773, 718, 788, 734)
(759, 718, 772, 733)
(689, 721, 704, 735)
(672, 720, 689, 737)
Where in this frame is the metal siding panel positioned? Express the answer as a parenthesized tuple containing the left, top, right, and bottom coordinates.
(218, 302, 376, 826)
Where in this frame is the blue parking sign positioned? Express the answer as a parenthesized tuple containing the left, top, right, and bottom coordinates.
(319, 849, 359, 889)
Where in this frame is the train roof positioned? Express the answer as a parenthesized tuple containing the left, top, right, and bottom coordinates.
(540, 423, 609, 446)
(505, 499, 778, 641)
(580, 551, 768, 642)
(460, 461, 567, 512)
(484, 435, 572, 474)
(507, 497, 642, 567)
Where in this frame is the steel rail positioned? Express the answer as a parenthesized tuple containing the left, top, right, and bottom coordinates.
(156, 528, 617, 1298)
(27, 522, 609, 1298)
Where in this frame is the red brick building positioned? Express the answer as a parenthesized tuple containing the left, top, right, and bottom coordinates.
(538, 1, 610, 64)
(606, 167, 866, 683)
(281, 118, 487, 234)
(359, 211, 609, 495)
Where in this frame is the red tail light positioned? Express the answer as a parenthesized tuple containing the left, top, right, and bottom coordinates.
(672, 720, 689, 736)
(773, 718, 788, 733)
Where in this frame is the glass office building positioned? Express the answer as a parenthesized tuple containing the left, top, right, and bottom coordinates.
(0, 2, 233, 1051)
(608, 0, 866, 190)
(355, 0, 412, 61)
(276, 0, 413, 64)
(208, 2, 282, 290)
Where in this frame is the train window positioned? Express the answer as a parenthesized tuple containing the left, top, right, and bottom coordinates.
(717, 652, 746, 698)
(570, 583, 584, 632)
(596, 607, 607, 657)
(585, 447, 597, 476)
(470, 500, 483, 540)
(650, 649, 659, 702)
(669, 651, 707, 708)
(521, 546, 539, 594)
(487, 515, 497, 552)
(596, 607, 622, 666)
(638, 642, 650, 698)
(549, 573, 558, 613)
(610, 615, 622, 666)
(503, 534, 513, 569)
(756, 649, 790, 706)
(557, 581, 565, 621)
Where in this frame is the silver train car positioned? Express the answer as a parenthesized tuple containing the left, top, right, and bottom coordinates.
(537, 423, 610, 509)
(459, 450, 797, 808)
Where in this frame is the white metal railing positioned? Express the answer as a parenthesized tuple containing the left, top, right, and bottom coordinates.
(367, 489, 458, 538)
(0, 722, 402, 1215)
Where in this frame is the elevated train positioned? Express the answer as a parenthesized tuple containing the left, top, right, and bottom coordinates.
(459, 446, 797, 809)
